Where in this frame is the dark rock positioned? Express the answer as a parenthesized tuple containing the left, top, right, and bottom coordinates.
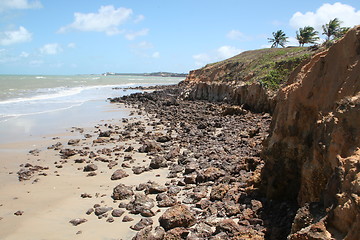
(145, 182, 167, 194)
(111, 209, 125, 217)
(156, 193, 177, 207)
(69, 218, 87, 226)
(131, 218, 153, 231)
(132, 166, 147, 175)
(210, 184, 229, 201)
(99, 130, 112, 137)
(156, 135, 172, 143)
(83, 164, 98, 172)
(196, 167, 225, 183)
(138, 140, 162, 153)
(149, 156, 167, 169)
(126, 193, 155, 215)
(159, 204, 196, 231)
(14, 210, 24, 216)
(110, 169, 129, 180)
(163, 227, 190, 239)
(94, 207, 113, 216)
(68, 139, 80, 145)
(122, 215, 134, 222)
(60, 148, 77, 158)
(112, 184, 134, 200)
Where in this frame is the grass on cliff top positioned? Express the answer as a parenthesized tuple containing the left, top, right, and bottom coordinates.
(204, 47, 313, 90)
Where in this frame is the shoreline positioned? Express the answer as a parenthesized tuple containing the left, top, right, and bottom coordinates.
(0, 84, 287, 239)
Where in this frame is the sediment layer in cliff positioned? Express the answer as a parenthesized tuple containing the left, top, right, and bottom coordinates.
(261, 26, 360, 239)
(182, 47, 313, 113)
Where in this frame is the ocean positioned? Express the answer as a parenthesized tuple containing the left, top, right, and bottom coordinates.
(0, 75, 183, 143)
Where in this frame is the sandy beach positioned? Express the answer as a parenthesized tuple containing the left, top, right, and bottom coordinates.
(0, 101, 169, 240)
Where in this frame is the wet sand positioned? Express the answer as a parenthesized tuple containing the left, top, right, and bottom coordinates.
(0, 102, 168, 240)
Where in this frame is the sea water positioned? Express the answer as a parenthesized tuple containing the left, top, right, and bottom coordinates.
(0, 75, 183, 144)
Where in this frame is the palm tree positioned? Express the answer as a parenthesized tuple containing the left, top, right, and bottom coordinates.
(335, 27, 350, 39)
(296, 26, 319, 46)
(322, 18, 341, 41)
(268, 30, 288, 48)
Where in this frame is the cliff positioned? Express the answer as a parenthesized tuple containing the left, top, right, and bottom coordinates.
(182, 47, 312, 113)
(261, 26, 360, 239)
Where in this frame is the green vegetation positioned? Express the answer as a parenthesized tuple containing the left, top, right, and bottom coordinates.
(268, 30, 289, 48)
(203, 47, 312, 91)
(296, 26, 319, 47)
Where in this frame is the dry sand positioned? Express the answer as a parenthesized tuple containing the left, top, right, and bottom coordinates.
(0, 105, 170, 240)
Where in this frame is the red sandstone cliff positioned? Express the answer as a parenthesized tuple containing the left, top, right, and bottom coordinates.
(261, 26, 360, 239)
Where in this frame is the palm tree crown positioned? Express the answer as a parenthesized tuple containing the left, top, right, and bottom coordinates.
(296, 26, 319, 46)
(322, 18, 342, 41)
(268, 30, 288, 48)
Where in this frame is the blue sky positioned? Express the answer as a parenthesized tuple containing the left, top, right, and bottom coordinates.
(0, 0, 359, 75)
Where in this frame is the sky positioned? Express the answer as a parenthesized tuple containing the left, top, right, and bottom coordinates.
(0, 0, 360, 75)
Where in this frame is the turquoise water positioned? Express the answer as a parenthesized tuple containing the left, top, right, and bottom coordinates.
(0, 75, 183, 143)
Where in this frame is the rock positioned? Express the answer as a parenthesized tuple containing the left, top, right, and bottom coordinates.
(111, 209, 125, 217)
(159, 204, 196, 231)
(83, 164, 97, 172)
(156, 193, 177, 207)
(288, 220, 332, 240)
(110, 169, 129, 180)
(86, 208, 94, 215)
(214, 219, 242, 237)
(112, 184, 134, 200)
(68, 139, 80, 145)
(132, 166, 147, 175)
(99, 130, 112, 137)
(165, 146, 180, 160)
(126, 193, 155, 215)
(14, 210, 24, 216)
(138, 140, 162, 153)
(196, 167, 225, 183)
(94, 207, 113, 216)
(149, 156, 167, 169)
(210, 184, 229, 201)
(145, 182, 167, 194)
(163, 227, 190, 239)
(131, 218, 153, 231)
(60, 148, 77, 158)
(122, 215, 134, 222)
(156, 135, 172, 143)
(69, 218, 87, 226)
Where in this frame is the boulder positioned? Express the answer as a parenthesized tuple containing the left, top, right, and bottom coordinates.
(110, 169, 129, 180)
(112, 184, 134, 200)
(158, 204, 196, 231)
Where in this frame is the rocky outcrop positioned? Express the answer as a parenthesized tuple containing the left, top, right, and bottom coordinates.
(261, 26, 360, 239)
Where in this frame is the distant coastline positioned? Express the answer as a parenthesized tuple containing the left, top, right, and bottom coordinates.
(101, 71, 188, 77)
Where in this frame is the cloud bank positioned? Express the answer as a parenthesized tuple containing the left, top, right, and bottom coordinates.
(58, 5, 133, 36)
(0, 0, 42, 11)
(290, 2, 360, 32)
(0, 26, 32, 46)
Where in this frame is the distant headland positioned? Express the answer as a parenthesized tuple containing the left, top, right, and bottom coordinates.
(102, 72, 188, 77)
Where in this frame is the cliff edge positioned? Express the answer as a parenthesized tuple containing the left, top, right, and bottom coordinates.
(261, 26, 360, 239)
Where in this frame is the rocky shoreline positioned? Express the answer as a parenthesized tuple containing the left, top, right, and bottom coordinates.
(109, 85, 295, 239)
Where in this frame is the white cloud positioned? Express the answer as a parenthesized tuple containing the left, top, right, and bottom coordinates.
(40, 43, 63, 55)
(0, 26, 32, 46)
(132, 41, 154, 49)
(193, 45, 243, 67)
(0, 0, 42, 11)
(134, 14, 145, 23)
(67, 42, 76, 48)
(58, 5, 133, 36)
(125, 28, 149, 40)
(152, 52, 160, 58)
(290, 2, 360, 32)
(20, 51, 29, 58)
(226, 30, 245, 40)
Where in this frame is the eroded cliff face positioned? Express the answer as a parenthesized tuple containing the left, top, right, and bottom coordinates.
(182, 48, 311, 113)
(261, 26, 360, 239)
(182, 62, 275, 113)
